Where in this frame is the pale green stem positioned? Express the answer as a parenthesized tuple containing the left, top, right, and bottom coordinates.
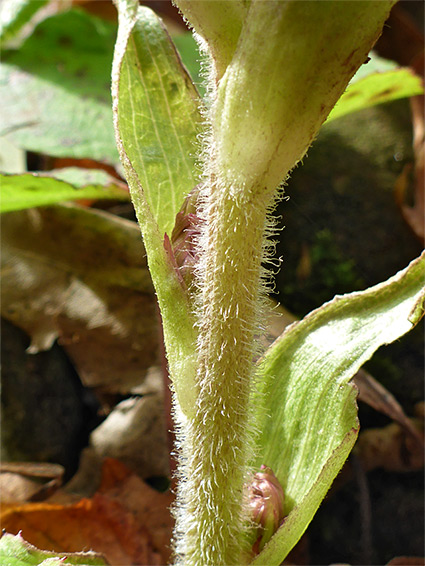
(170, 3, 398, 563)
(175, 177, 273, 565)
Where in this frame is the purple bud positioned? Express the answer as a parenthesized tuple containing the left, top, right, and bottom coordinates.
(247, 465, 285, 554)
(164, 186, 202, 289)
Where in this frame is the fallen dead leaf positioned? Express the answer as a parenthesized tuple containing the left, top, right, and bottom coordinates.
(355, 368, 423, 444)
(378, 4, 425, 243)
(0, 462, 64, 479)
(90, 393, 169, 477)
(0, 473, 45, 504)
(387, 557, 425, 566)
(66, 388, 170, 493)
(48, 157, 124, 182)
(0, 462, 64, 504)
(1, 204, 159, 393)
(5, 458, 177, 565)
(97, 458, 175, 564)
(0, 493, 162, 565)
(354, 419, 424, 473)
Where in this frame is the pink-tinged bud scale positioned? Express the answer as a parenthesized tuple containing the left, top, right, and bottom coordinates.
(164, 187, 202, 290)
(247, 465, 285, 555)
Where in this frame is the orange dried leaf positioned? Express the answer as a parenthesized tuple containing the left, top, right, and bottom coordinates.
(98, 459, 174, 564)
(0, 494, 161, 565)
(387, 558, 425, 566)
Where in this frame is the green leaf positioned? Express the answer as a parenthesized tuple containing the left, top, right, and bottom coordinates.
(0, 171, 129, 213)
(172, 0, 248, 80)
(350, 50, 400, 83)
(0, 532, 108, 566)
(113, 3, 202, 236)
(0, 0, 48, 43)
(112, 0, 201, 416)
(212, 0, 397, 194)
(173, 33, 204, 96)
(0, 9, 119, 165)
(251, 252, 425, 565)
(327, 68, 424, 124)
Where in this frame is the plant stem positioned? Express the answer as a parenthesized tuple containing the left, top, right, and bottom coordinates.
(175, 175, 273, 565)
(169, 3, 398, 562)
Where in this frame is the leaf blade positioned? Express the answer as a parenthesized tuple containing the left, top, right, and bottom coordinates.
(252, 252, 425, 565)
(114, 4, 202, 236)
(0, 9, 119, 165)
(327, 68, 424, 124)
(112, 1, 201, 416)
(0, 0, 48, 43)
(0, 532, 108, 566)
(0, 171, 129, 213)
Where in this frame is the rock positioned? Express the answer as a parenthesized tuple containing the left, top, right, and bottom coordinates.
(1, 318, 88, 477)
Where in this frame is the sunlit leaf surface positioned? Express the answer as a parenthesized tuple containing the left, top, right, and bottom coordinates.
(0, 9, 119, 165)
(327, 68, 423, 124)
(252, 252, 425, 565)
(0, 0, 48, 43)
(0, 171, 129, 213)
(112, 0, 201, 416)
(0, 532, 108, 566)
(114, 3, 202, 236)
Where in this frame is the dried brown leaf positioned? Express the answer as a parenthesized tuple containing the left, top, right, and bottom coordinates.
(97, 458, 174, 564)
(387, 557, 425, 566)
(1, 205, 159, 393)
(0, 493, 162, 565)
(355, 368, 423, 443)
(0, 462, 64, 504)
(355, 420, 424, 473)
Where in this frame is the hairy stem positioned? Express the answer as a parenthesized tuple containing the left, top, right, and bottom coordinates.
(175, 176, 273, 565)
(170, 3, 398, 563)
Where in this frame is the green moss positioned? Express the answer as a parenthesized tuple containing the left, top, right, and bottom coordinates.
(279, 228, 364, 318)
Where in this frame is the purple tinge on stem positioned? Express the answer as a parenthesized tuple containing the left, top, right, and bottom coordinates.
(247, 465, 285, 554)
